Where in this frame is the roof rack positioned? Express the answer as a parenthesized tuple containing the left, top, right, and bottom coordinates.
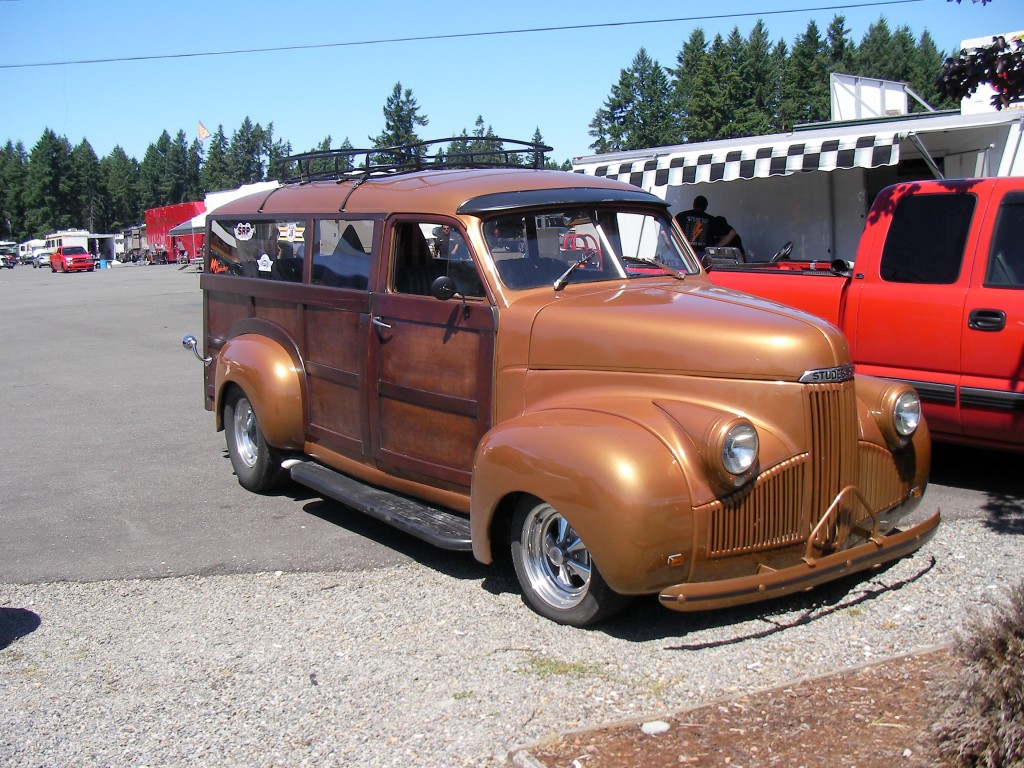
(284, 137, 553, 184)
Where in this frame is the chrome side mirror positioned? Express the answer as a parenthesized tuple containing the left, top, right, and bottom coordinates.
(182, 334, 212, 366)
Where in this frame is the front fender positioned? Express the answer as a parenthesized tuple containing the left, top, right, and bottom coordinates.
(471, 408, 696, 595)
(214, 333, 305, 450)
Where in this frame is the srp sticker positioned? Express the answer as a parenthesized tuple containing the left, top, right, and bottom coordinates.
(234, 222, 255, 241)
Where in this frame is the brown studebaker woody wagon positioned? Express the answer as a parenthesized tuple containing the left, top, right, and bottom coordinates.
(183, 139, 937, 626)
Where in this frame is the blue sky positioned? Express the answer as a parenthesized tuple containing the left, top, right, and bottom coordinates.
(1, 0, 1020, 165)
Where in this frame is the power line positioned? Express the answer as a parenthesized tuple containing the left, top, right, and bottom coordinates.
(1, 0, 927, 70)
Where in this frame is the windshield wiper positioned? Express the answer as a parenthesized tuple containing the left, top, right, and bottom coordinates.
(621, 255, 686, 280)
(553, 254, 591, 292)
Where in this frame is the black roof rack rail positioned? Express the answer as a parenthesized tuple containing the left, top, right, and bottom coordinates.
(284, 137, 552, 184)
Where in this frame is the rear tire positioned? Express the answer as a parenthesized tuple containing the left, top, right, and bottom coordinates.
(510, 497, 631, 626)
(223, 388, 288, 492)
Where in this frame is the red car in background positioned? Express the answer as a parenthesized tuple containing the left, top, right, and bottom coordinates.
(50, 246, 95, 273)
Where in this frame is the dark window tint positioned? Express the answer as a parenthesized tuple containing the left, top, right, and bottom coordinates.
(208, 219, 306, 282)
(312, 219, 373, 289)
(985, 191, 1024, 288)
(879, 194, 975, 284)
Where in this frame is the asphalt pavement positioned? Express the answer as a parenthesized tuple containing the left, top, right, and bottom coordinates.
(0, 263, 421, 584)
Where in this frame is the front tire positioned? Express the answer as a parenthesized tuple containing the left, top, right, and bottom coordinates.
(223, 388, 287, 492)
(510, 497, 631, 626)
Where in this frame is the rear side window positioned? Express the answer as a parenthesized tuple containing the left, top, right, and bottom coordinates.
(208, 219, 306, 282)
(312, 219, 374, 289)
(879, 194, 975, 284)
(985, 191, 1024, 288)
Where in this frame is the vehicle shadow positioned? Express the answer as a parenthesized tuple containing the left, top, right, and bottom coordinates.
(930, 442, 1024, 535)
(0, 607, 42, 650)
(300, 497, 493, 583)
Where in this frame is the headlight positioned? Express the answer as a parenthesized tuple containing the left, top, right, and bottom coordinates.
(893, 390, 921, 437)
(722, 423, 759, 475)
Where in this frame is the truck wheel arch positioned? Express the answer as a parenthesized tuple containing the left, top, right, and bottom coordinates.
(470, 408, 695, 596)
(213, 325, 306, 451)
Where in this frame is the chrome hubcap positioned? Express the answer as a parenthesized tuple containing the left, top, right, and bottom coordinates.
(232, 397, 258, 468)
(521, 502, 592, 611)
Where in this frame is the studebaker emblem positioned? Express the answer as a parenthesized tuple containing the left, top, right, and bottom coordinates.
(799, 364, 854, 383)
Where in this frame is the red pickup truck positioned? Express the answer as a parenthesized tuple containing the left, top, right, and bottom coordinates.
(709, 177, 1024, 452)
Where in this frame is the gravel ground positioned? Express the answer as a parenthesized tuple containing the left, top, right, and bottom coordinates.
(1, 515, 1018, 767)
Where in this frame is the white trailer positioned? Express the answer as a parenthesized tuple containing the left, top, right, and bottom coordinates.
(573, 77, 1024, 263)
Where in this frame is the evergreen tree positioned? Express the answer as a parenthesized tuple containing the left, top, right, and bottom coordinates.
(161, 130, 189, 204)
(371, 82, 429, 165)
(780, 20, 830, 127)
(24, 129, 75, 237)
(200, 125, 233, 192)
(826, 15, 857, 74)
(262, 122, 294, 181)
(911, 30, 954, 108)
(0, 141, 28, 241)
(889, 25, 918, 86)
(99, 146, 139, 231)
(589, 47, 679, 152)
(185, 138, 204, 201)
(672, 28, 708, 143)
(684, 34, 734, 142)
(739, 20, 781, 136)
(230, 117, 264, 185)
(137, 131, 172, 209)
(856, 18, 894, 80)
(70, 139, 103, 233)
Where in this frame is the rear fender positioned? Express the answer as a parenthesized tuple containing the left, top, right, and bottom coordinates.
(214, 332, 305, 450)
(470, 408, 695, 595)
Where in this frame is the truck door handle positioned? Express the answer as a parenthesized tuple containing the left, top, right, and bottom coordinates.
(371, 316, 392, 330)
(968, 309, 1006, 332)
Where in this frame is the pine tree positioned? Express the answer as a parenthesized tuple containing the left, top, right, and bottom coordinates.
(780, 20, 830, 127)
(826, 15, 857, 74)
(24, 129, 75, 237)
(201, 126, 234, 193)
(911, 30, 953, 108)
(0, 141, 28, 241)
(99, 146, 139, 231)
(739, 20, 781, 136)
(589, 47, 680, 152)
(70, 139, 102, 232)
(856, 18, 894, 80)
(371, 82, 429, 165)
(672, 28, 709, 142)
(684, 34, 733, 142)
(230, 117, 264, 185)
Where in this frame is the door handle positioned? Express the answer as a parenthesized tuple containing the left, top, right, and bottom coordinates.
(968, 309, 1006, 332)
(371, 316, 392, 330)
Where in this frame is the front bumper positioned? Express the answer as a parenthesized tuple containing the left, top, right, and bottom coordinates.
(659, 510, 939, 612)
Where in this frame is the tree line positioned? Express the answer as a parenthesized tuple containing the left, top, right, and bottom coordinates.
(0, 13, 978, 244)
(589, 15, 957, 153)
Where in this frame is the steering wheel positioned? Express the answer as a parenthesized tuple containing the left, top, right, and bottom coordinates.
(770, 241, 793, 264)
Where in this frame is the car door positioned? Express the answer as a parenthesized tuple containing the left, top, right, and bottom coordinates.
(959, 186, 1024, 449)
(850, 188, 979, 442)
(368, 217, 496, 491)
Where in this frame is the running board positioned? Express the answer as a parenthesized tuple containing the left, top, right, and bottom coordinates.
(289, 461, 473, 551)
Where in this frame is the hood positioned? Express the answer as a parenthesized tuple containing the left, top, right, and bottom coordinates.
(526, 281, 849, 381)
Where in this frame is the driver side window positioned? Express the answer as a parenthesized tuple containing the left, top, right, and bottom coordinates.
(392, 221, 485, 298)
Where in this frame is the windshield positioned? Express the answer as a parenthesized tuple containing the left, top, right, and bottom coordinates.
(483, 208, 697, 290)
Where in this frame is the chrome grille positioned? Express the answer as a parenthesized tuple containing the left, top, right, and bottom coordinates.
(706, 456, 807, 557)
(807, 383, 859, 547)
(705, 381, 867, 558)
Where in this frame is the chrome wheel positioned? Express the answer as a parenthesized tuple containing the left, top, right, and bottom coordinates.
(519, 501, 592, 611)
(232, 396, 259, 468)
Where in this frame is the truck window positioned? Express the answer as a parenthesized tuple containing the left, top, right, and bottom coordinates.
(391, 221, 485, 298)
(879, 194, 975, 285)
(312, 219, 373, 289)
(209, 219, 306, 282)
(985, 191, 1024, 288)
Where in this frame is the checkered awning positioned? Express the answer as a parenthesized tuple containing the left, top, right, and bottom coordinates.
(573, 130, 901, 190)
